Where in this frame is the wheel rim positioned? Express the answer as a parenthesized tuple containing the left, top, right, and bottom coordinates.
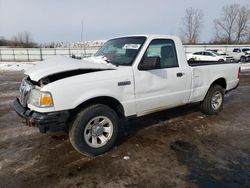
(211, 91, 223, 110)
(84, 116, 113, 148)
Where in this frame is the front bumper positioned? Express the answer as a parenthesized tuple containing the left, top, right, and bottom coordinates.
(13, 98, 70, 133)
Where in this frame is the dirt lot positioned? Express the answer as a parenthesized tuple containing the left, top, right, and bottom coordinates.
(0, 70, 250, 188)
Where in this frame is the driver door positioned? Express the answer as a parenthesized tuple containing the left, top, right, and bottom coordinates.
(133, 39, 191, 116)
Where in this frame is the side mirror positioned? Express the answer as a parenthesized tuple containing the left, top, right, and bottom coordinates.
(138, 56, 161, 70)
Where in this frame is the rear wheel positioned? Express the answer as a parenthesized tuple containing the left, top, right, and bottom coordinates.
(200, 84, 225, 115)
(218, 59, 224, 62)
(240, 56, 246, 62)
(69, 104, 119, 156)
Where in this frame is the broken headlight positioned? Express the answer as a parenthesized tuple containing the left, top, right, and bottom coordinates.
(28, 89, 54, 107)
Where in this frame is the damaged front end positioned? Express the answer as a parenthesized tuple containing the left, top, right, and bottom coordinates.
(13, 56, 117, 132)
(14, 76, 70, 133)
(14, 69, 110, 133)
(13, 98, 70, 133)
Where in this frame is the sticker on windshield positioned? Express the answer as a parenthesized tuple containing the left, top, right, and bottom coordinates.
(123, 44, 141, 50)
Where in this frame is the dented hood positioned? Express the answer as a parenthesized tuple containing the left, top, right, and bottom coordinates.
(25, 56, 117, 81)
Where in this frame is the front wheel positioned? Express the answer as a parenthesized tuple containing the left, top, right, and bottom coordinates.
(69, 104, 119, 156)
(200, 84, 225, 115)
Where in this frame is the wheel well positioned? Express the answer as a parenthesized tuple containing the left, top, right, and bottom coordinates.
(211, 78, 227, 89)
(201, 78, 226, 103)
(72, 96, 125, 118)
(240, 56, 246, 60)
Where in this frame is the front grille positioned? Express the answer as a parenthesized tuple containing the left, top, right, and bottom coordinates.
(19, 78, 33, 107)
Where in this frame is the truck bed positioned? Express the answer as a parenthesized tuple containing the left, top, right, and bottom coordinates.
(188, 61, 238, 67)
(188, 61, 239, 67)
(188, 61, 240, 104)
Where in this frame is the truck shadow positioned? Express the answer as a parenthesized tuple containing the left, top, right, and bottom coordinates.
(118, 91, 237, 146)
(117, 103, 201, 146)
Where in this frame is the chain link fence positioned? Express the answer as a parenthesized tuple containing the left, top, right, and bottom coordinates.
(0, 45, 249, 62)
(0, 47, 100, 61)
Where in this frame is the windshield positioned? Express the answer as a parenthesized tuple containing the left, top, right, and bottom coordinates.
(211, 51, 221, 56)
(95, 37, 146, 66)
(242, 48, 250, 52)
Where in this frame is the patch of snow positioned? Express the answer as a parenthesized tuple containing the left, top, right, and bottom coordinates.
(0, 62, 36, 71)
(123, 156, 130, 160)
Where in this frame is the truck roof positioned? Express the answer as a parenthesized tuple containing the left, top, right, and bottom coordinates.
(107, 34, 180, 41)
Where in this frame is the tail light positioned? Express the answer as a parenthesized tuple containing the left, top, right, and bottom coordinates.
(238, 66, 241, 79)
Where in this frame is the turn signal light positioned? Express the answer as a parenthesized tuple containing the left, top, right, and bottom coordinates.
(40, 93, 53, 107)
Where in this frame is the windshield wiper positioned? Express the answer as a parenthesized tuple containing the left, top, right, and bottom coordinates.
(100, 56, 119, 67)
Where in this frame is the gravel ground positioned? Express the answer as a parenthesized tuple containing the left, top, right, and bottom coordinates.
(0, 70, 250, 188)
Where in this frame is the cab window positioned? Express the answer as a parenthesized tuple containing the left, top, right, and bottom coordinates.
(141, 39, 178, 68)
(233, 48, 240, 53)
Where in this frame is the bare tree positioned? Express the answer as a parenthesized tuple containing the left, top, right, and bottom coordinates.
(11, 31, 36, 47)
(23, 31, 32, 47)
(181, 8, 204, 44)
(234, 6, 250, 44)
(213, 4, 250, 44)
(214, 4, 240, 44)
(12, 34, 22, 47)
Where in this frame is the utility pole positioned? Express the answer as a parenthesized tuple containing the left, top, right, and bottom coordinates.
(80, 19, 87, 59)
(80, 20, 83, 58)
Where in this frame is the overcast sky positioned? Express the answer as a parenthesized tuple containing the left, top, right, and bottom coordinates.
(0, 0, 249, 43)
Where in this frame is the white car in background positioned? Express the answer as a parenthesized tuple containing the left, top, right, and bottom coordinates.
(207, 49, 235, 62)
(231, 48, 250, 62)
(187, 51, 227, 62)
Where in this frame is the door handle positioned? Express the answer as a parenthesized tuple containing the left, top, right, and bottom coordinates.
(177, 72, 184, 77)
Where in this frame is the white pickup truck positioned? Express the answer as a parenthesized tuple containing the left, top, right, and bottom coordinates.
(14, 35, 240, 156)
(231, 48, 250, 62)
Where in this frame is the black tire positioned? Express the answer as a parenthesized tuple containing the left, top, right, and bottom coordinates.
(240, 56, 246, 62)
(69, 104, 119, 156)
(189, 58, 195, 62)
(200, 84, 225, 115)
(218, 59, 224, 62)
